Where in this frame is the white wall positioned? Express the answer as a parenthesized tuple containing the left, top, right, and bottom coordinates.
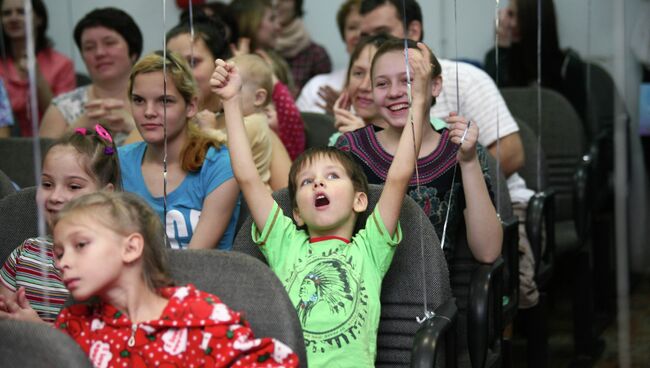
(43, 0, 642, 121)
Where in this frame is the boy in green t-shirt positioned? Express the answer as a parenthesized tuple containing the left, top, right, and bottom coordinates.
(211, 42, 435, 367)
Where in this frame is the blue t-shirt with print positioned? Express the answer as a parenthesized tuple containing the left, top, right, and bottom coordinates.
(119, 142, 240, 250)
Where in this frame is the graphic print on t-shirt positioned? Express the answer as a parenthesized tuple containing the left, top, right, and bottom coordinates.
(286, 249, 369, 355)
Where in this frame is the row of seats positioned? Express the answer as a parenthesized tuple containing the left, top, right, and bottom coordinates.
(0, 72, 620, 365)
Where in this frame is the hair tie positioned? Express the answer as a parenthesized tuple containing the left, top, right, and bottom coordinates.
(104, 147, 115, 156)
(74, 127, 88, 135)
(94, 124, 114, 143)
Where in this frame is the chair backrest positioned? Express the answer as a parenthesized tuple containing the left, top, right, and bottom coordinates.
(300, 112, 337, 149)
(0, 187, 39, 265)
(483, 150, 513, 220)
(0, 138, 54, 188)
(0, 320, 92, 367)
(500, 87, 585, 221)
(232, 184, 453, 367)
(515, 117, 548, 192)
(583, 62, 626, 140)
(166, 249, 308, 367)
(0, 169, 16, 200)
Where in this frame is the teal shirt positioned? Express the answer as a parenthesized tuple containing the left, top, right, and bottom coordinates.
(253, 202, 402, 367)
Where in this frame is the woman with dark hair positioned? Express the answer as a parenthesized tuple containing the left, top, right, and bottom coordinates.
(0, 0, 75, 136)
(39, 7, 143, 145)
(484, 0, 586, 119)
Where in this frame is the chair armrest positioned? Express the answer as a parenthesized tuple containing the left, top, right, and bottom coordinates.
(411, 298, 458, 368)
(500, 216, 520, 317)
(468, 257, 504, 368)
(574, 153, 595, 240)
(526, 189, 556, 274)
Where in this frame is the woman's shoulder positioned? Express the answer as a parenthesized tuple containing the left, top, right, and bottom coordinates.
(202, 144, 230, 165)
(336, 125, 377, 148)
(38, 47, 73, 64)
(118, 141, 146, 160)
(52, 85, 89, 105)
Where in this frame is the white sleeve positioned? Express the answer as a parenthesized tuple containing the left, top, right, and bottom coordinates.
(296, 69, 347, 113)
(296, 75, 326, 113)
(431, 60, 520, 147)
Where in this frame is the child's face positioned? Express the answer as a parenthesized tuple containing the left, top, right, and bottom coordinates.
(347, 45, 378, 121)
(372, 50, 414, 129)
(238, 71, 264, 117)
(166, 34, 217, 109)
(37, 146, 102, 228)
(292, 156, 367, 237)
(53, 213, 128, 301)
(131, 71, 197, 145)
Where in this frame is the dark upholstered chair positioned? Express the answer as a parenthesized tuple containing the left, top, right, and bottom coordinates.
(0, 187, 40, 265)
(0, 320, 92, 367)
(0, 169, 16, 200)
(232, 184, 457, 367)
(501, 87, 604, 363)
(0, 138, 53, 188)
(300, 112, 337, 149)
(166, 249, 308, 367)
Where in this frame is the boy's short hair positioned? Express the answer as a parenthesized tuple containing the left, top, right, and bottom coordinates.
(288, 147, 369, 210)
(230, 54, 274, 106)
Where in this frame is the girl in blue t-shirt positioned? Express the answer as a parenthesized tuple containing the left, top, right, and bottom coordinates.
(119, 52, 240, 250)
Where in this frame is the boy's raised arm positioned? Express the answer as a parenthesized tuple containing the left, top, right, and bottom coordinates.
(211, 59, 275, 230)
(377, 43, 434, 236)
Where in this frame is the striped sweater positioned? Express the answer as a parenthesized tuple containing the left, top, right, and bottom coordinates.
(335, 124, 494, 259)
(0, 237, 69, 322)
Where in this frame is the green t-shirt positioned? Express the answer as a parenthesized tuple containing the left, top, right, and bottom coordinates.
(252, 202, 402, 367)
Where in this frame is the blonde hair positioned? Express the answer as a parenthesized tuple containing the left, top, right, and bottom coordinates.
(52, 192, 172, 291)
(230, 54, 273, 106)
(129, 51, 227, 172)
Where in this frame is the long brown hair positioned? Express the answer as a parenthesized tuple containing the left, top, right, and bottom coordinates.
(128, 51, 226, 172)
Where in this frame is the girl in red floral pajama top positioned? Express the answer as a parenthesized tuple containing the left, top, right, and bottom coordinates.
(51, 191, 298, 368)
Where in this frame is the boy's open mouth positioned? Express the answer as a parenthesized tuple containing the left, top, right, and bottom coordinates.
(315, 194, 330, 207)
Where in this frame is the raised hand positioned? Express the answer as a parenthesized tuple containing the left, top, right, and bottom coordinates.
(229, 37, 251, 57)
(408, 42, 434, 108)
(317, 85, 341, 115)
(333, 91, 365, 133)
(210, 59, 242, 102)
(84, 98, 134, 133)
(447, 111, 479, 163)
(0, 287, 43, 323)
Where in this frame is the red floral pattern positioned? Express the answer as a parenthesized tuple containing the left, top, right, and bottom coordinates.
(272, 82, 305, 160)
(55, 284, 298, 367)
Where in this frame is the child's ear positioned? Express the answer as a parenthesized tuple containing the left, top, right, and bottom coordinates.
(186, 96, 199, 118)
(122, 233, 145, 264)
(353, 191, 368, 213)
(292, 208, 305, 227)
(431, 75, 443, 98)
(253, 88, 268, 108)
(102, 183, 115, 192)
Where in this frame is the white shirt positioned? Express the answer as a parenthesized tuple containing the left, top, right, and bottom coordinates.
(296, 68, 347, 113)
(431, 59, 533, 203)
